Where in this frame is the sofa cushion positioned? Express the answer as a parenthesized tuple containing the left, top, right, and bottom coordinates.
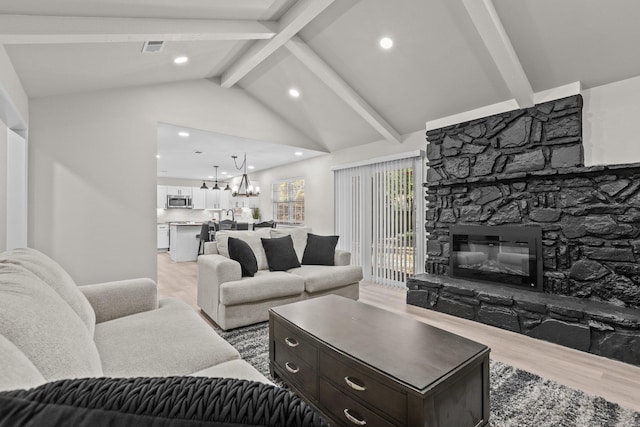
(0, 264, 103, 381)
(216, 229, 271, 270)
(271, 227, 311, 262)
(302, 234, 339, 266)
(228, 237, 258, 277)
(0, 334, 45, 392)
(219, 271, 305, 306)
(262, 235, 301, 271)
(95, 298, 240, 377)
(0, 248, 96, 335)
(288, 265, 363, 293)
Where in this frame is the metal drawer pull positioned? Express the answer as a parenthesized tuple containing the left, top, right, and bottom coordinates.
(285, 337, 299, 347)
(285, 362, 299, 374)
(343, 409, 367, 426)
(344, 376, 367, 391)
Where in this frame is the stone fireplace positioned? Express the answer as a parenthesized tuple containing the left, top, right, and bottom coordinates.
(407, 94, 640, 366)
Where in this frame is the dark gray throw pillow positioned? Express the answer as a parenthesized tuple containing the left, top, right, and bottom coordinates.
(228, 237, 258, 277)
(302, 234, 339, 266)
(261, 235, 301, 271)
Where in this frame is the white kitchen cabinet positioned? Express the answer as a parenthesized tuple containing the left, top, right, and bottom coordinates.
(219, 190, 231, 209)
(156, 186, 168, 209)
(205, 190, 218, 209)
(203, 189, 231, 209)
(192, 187, 206, 209)
(169, 223, 201, 262)
(167, 186, 192, 196)
(231, 195, 259, 209)
(157, 224, 169, 250)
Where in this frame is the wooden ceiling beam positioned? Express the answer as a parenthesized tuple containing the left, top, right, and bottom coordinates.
(285, 36, 401, 144)
(0, 15, 275, 44)
(220, 0, 334, 88)
(462, 0, 534, 108)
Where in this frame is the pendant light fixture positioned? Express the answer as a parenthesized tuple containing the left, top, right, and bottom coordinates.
(200, 181, 209, 190)
(212, 165, 221, 191)
(231, 153, 260, 197)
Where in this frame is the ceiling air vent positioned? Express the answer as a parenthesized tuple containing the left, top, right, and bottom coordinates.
(142, 41, 165, 53)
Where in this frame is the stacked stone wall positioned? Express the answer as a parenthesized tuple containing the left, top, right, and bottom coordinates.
(411, 94, 640, 365)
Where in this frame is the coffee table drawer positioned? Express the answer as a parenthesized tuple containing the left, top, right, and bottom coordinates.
(319, 379, 396, 427)
(274, 346, 317, 398)
(273, 318, 317, 367)
(320, 350, 407, 424)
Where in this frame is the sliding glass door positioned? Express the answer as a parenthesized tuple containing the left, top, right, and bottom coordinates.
(334, 154, 424, 287)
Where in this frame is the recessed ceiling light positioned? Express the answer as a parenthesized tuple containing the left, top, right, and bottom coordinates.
(174, 56, 189, 64)
(221, 171, 228, 175)
(289, 88, 300, 98)
(178, 131, 189, 137)
(208, 176, 214, 179)
(156, 154, 160, 158)
(248, 165, 255, 170)
(294, 151, 303, 156)
(379, 37, 393, 50)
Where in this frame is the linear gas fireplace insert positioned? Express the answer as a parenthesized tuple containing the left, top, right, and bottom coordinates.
(449, 224, 543, 291)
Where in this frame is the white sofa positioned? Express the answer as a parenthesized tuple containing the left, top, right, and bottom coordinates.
(197, 228, 363, 330)
(0, 248, 268, 392)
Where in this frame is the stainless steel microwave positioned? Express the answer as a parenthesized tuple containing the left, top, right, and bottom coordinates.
(166, 195, 192, 209)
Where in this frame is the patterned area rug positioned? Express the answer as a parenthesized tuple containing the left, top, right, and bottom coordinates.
(217, 322, 640, 427)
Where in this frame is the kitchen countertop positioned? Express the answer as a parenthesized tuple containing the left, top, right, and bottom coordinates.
(168, 221, 203, 226)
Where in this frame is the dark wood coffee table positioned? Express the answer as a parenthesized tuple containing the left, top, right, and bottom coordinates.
(269, 295, 490, 427)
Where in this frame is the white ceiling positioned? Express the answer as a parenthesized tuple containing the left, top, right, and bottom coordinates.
(156, 122, 325, 181)
(3, 0, 640, 179)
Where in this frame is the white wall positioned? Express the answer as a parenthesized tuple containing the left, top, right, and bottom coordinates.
(0, 45, 28, 131)
(0, 120, 7, 250)
(583, 75, 640, 166)
(29, 79, 317, 285)
(251, 130, 427, 234)
(6, 129, 27, 249)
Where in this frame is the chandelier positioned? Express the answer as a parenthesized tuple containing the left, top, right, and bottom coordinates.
(231, 153, 260, 197)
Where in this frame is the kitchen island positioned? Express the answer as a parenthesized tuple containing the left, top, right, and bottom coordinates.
(169, 222, 202, 262)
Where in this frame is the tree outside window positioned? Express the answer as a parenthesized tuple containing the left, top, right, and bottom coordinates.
(273, 178, 304, 225)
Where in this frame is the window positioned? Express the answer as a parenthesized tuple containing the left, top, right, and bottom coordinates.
(273, 178, 305, 225)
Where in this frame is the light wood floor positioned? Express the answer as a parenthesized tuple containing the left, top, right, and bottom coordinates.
(157, 252, 640, 412)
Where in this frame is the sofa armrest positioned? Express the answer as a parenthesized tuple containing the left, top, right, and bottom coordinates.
(197, 255, 241, 322)
(80, 278, 158, 323)
(334, 249, 351, 266)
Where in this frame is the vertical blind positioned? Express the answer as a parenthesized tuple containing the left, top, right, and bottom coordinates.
(334, 155, 425, 287)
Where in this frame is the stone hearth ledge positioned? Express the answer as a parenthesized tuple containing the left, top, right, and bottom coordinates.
(407, 273, 640, 366)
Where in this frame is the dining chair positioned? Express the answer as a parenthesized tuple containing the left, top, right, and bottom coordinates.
(254, 220, 276, 229)
(208, 221, 219, 241)
(196, 222, 211, 255)
(219, 219, 236, 230)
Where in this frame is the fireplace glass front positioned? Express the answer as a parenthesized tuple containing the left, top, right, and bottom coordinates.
(449, 225, 542, 291)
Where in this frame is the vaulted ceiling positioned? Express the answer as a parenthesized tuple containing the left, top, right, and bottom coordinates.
(2, 0, 640, 178)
